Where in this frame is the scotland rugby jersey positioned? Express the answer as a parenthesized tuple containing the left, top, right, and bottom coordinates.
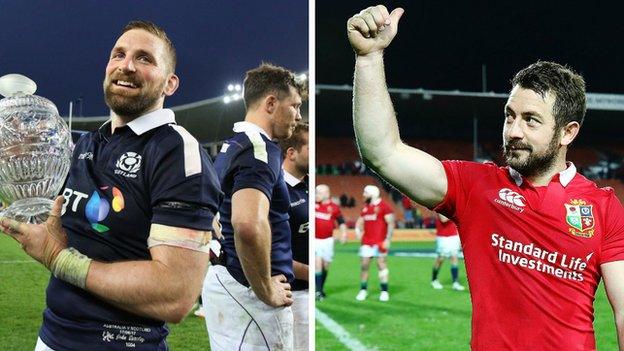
(284, 170, 309, 291)
(40, 109, 221, 351)
(214, 121, 294, 287)
(435, 161, 624, 350)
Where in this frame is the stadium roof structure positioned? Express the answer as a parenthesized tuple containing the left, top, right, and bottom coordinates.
(316, 85, 624, 145)
(65, 96, 309, 144)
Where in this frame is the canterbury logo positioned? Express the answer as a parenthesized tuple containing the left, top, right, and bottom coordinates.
(498, 188, 526, 207)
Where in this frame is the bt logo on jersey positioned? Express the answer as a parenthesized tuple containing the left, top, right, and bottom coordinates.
(63, 187, 126, 233)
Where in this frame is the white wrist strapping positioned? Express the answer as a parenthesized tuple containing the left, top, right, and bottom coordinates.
(50, 247, 92, 289)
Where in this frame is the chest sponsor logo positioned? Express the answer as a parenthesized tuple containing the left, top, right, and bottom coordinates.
(315, 212, 332, 220)
(492, 233, 591, 282)
(363, 214, 378, 221)
(115, 152, 142, 178)
(298, 222, 309, 233)
(565, 199, 595, 238)
(63, 186, 126, 233)
(494, 188, 525, 213)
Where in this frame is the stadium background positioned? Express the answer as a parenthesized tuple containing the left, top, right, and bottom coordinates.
(316, 1, 624, 350)
(0, 1, 307, 350)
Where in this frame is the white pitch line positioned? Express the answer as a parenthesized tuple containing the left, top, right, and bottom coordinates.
(316, 308, 372, 351)
(0, 260, 36, 264)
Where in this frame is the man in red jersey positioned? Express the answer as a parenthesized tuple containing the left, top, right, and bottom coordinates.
(431, 214, 465, 291)
(348, 5, 624, 350)
(355, 185, 395, 302)
(315, 184, 347, 300)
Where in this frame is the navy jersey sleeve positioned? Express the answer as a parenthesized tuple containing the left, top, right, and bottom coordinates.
(147, 126, 222, 231)
(231, 134, 280, 200)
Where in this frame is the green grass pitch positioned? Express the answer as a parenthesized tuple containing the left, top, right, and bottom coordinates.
(0, 234, 210, 350)
(315, 242, 618, 350)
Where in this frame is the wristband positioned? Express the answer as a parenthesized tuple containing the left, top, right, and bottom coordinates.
(50, 247, 92, 289)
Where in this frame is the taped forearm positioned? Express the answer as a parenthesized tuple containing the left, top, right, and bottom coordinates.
(50, 248, 92, 289)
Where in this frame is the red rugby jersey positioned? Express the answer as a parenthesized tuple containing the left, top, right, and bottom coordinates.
(435, 216, 458, 237)
(434, 160, 624, 351)
(360, 199, 393, 245)
(315, 201, 342, 239)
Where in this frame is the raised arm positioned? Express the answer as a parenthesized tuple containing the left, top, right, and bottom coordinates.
(601, 261, 624, 350)
(348, 5, 447, 208)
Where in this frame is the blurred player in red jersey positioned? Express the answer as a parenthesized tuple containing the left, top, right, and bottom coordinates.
(355, 185, 395, 302)
(349, 5, 624, 350)
(315, 184, 347, 300)
(431, 213, 465, 291)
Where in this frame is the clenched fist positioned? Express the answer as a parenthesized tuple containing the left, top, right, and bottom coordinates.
(347, 5, 404, 56)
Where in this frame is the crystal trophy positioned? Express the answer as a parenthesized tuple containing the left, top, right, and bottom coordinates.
(0, 74, 72, 223)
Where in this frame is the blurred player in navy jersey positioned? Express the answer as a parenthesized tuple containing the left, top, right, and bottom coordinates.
(201, 63, 307, 350)
(279, 122, 309, 351)
(355, 185, 394, 302)
(431, 213, 465, 291)
(314, 184, 347, 300)
(1, 21, 222, 350)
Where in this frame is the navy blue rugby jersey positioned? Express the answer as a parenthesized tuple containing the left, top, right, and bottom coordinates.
(40, 109, 221, 351)
(214, 121, 294, 286)
(284, 171, 309, 291)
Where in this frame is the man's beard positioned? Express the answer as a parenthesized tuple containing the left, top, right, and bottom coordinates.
(295, 160, 308, 176)
(503, 132, 560, 179)
(103, 76, 162, 119)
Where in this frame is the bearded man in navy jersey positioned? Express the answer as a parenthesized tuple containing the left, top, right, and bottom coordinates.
(1, 21, 221, 350)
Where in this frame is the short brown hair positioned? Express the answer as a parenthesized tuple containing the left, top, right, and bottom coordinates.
(511, 61, 586, 129)
(243, 63, 308, 109)
(279, 122, 309, 157)
(122, 20, 177, 73)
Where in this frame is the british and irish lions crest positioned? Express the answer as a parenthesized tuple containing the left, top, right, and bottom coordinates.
(565, 199, 595, 238)
(0, 74, 72, 223)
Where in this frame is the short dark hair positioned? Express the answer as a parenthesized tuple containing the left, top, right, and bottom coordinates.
(122, 20, 177, 73)
(243, 63, 308, 109)
(511, 61, 586, 129)
(279, 122, 309, 157)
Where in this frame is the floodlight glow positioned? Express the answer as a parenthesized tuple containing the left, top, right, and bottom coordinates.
(227, 84, 234, 91)
(299, 74, 307, 81)
(223, 96, 231, 104)
(234, 84, 241, 91)
(232, 93, 240, 100)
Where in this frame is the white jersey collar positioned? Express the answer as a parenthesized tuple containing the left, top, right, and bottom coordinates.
(127, 109, 176, 135)
(100, 109, 176, 135)
(283, 169, 303, 187)
(508, 162, 577, 188)
(233, 121, 271, 139)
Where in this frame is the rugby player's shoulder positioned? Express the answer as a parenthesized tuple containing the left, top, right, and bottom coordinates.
(147, 123, 201, 151)
(573, 173, 617, 200)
